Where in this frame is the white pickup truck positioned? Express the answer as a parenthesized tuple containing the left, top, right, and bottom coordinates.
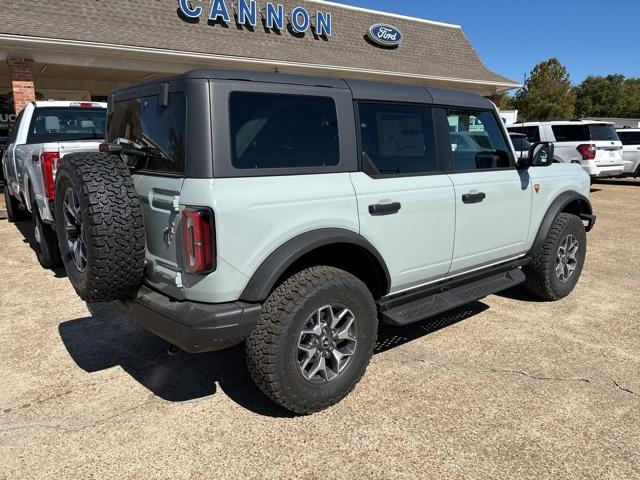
(1, 100, 107, 268)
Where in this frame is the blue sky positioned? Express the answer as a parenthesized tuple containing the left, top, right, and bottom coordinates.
(335, 0, 639, 85)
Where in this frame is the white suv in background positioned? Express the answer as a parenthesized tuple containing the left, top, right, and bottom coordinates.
(508, 121, 624, 179)
(616, 128, 640, 178)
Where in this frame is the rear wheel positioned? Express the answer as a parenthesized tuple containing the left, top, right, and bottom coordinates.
(523, 213, 587, 301)
(31, 202, 61, 269)
(54, 152, 145, 302)
(4, 187, 29, 222)
(246, 266, 378, 415)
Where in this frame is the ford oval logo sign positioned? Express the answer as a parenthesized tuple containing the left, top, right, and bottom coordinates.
(368, 23, 403, 47)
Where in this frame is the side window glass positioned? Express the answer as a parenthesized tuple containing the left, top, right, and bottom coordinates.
(358, 102, 438, 175)
(551, 125, 588, 142)
(447, 110, 513, 171)
(229, 92, 340, 170)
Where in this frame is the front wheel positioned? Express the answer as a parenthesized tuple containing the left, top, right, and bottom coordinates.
(246, 266, 378, 415)
(523, 213, 587, 301)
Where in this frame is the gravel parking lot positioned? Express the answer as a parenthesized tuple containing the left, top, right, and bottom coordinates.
(1, 179, 639, 480)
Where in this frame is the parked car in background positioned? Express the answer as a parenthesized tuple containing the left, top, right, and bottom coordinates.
(509, 132, 530, 161)
(1, 101, 107, 267)
(508, 120, 624, 180)
(616, 128, 640, 178)
(0, 135, 8, 185)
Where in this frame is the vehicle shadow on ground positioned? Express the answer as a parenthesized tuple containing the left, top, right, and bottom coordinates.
(593, 179, 639, 187)
(58, 301, 489, 417)
(12, 219, 67, 278)
(495, 285, 547, 303)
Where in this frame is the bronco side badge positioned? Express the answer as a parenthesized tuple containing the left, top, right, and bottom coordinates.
(534, 184, 542, 193)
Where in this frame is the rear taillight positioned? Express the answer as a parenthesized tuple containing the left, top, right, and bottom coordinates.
(181, 207, 215, 274)
(40, 151, 60, 200)
(577, 144, 597, 160)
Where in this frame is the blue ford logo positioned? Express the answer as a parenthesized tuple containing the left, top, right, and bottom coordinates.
(368, 23, 403, 47)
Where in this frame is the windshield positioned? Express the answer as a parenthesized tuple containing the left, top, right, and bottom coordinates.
(27, 107, 106, 144)
(588, 124, 619, 141)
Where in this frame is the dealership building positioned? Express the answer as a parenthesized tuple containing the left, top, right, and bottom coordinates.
(0, 0, 518, 135)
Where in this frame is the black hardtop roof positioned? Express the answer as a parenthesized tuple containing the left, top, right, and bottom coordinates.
(113, 68, 493, 109)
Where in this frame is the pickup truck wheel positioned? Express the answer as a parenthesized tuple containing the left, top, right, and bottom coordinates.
(31, 202, 61, 269)
(4, 187, 29, 222)
(54, 152, 145, 302)
(523, 213, 587, 301)
(246, 266, 378, 415)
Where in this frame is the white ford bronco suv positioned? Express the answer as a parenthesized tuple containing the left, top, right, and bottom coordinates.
(53, 70, 595, 414)
(1, 100, 107, 268)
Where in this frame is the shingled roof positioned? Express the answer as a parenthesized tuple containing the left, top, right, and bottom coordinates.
(0, 0, 518, 93)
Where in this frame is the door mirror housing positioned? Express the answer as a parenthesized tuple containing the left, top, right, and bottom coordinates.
(521, 142, 554, 169)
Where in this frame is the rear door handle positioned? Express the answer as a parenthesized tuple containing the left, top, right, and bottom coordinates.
(462, 192, 486, 204)
(369, 202, 402, 216)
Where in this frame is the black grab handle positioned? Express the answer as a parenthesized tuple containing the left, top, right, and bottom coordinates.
(462, 192, 486, 204)
(369, 202, 402, 216)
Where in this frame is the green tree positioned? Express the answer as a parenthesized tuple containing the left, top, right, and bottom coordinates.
(574, 74, 627, 117)
(621, 78, 640, 117)
(500, 94, 515, 110)
(512, 58, 575, 121)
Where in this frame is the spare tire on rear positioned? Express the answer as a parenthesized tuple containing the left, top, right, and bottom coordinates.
(54, 152, 145, 303)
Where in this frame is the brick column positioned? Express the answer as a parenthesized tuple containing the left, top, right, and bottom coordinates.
(6, 58, 36, 114)
(486, 94, 503, 107)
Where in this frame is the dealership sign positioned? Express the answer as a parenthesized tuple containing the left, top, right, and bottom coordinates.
(368, 23, 403, 47)
(178, 0, 332, 36)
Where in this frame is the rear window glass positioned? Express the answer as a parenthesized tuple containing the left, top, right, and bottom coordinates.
(107, 93, 186, 175)
(588, 124, 619, 141)
(27, 107, 106, 144)
(229, 92, 339, 170)
(618, 131, 640, 145)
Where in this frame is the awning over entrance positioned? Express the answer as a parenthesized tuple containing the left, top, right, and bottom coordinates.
(0, 0, 518, 98)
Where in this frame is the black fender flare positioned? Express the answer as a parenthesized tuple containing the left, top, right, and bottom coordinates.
(531, 191, 594, 252)
(239, 228, 391, 303)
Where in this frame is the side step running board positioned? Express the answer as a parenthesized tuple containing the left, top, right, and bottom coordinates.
(381, 268, 525, 326)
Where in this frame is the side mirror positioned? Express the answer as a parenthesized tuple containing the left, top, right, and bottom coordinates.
(527, 142, 554, 168)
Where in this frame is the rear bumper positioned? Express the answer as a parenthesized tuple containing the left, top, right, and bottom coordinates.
(582, 161, 624, 178)
(116, 286, 261, 353)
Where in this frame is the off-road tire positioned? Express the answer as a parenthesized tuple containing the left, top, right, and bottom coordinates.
(523, 213, 587, 301)
(4, 187, 29, 222)
(31, 201, 62, 269)
(54, 152, 145, 302)
(246, 266, 378, 415)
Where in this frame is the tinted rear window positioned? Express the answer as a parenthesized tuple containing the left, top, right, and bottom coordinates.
(27, 107, 106, 144)
(229, 92, 339, 170)
(618, 131, 640, 145)
(107, 93, 186, 175)
(588, 124, 619, 141)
